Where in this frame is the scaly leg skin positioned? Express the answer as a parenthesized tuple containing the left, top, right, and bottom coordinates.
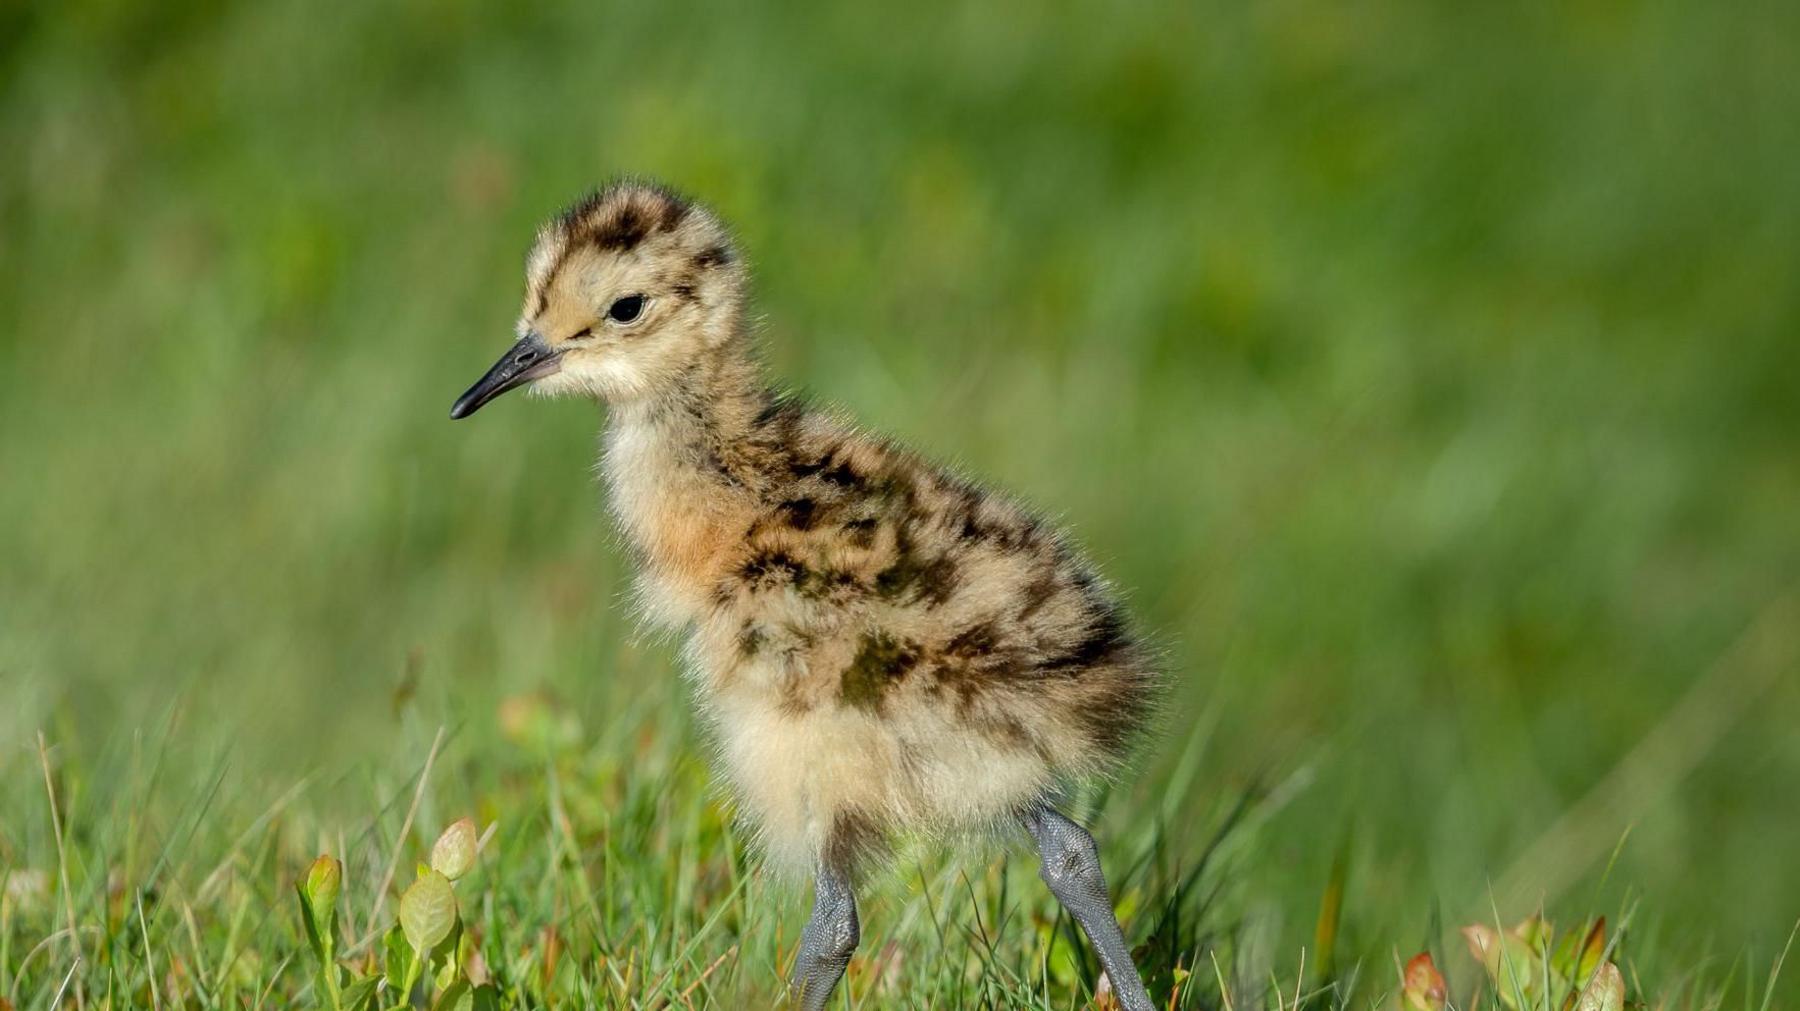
(789, 863, 859, 1011)
(1020, 804, 1155, 1011)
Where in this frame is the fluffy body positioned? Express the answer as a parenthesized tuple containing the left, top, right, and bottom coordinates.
(506, 182, 1160, 878)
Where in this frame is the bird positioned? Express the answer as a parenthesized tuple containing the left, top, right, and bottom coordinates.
(450, 181, 1163, 1010)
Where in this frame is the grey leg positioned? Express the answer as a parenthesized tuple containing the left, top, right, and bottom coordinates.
(1020, 804, 1154, 1011)
(789, 863, 859, 1011)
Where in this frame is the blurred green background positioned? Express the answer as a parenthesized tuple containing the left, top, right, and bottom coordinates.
(3, 0, 1797, 982)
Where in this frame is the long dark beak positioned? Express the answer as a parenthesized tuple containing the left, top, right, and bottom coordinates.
(450, 334, 563, 419)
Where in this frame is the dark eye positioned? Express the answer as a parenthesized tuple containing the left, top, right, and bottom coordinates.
(607, 294, 646, 324)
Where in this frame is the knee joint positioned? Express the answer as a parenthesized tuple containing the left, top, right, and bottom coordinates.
(1040, 826, 1104, 895)
(819, 897, 860, 959)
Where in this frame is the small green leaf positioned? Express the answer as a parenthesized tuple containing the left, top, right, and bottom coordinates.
(299, 855, 343, 1007)
(1511, 914, 1553, 951)
(1462, 924, 1545, 1009)
(431, 819, 479, 881)
(431, 918, 464, 990)
(471, 984, 500, 1011)
(433, 980, 473, 1011)
(400, 870, 458, 955)
(295, 882, 325, 962)
(384, 924, 415, 991)
(1575, 919, 1607, 983)
(305, 855, 343, 917)
(341, 976, 382, 1011)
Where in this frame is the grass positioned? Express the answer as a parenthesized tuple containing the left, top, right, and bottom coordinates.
(12, 700, 1789, 1009)
(3, 0, 1798, 1006)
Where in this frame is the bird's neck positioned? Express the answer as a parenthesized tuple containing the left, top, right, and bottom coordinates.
(599, 341, 769, 626)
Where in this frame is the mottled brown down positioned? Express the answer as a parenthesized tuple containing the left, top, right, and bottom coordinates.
(509, 182, 1161, 877)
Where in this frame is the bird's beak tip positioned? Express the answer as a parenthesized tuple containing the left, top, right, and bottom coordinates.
(450, 334, 558, 422)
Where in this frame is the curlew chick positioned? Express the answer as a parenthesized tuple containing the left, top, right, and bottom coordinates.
(451, 182, 1163, 1010)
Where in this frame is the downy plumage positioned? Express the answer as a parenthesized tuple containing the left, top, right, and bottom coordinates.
(451, 181, 1163, 1010)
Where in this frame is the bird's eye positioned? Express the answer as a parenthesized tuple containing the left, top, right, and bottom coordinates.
(607, 294, 646, 324)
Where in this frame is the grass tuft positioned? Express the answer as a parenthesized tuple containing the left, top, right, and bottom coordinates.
(0, 712, 1785, 1008)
